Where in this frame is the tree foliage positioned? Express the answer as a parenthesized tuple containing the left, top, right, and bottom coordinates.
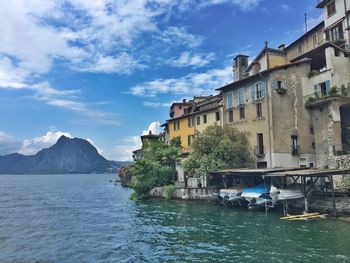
(130, 141, 182, 200)
(183, 125, 253, 177)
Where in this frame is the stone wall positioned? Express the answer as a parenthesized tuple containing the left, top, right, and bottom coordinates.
(149, 186, 218, 201)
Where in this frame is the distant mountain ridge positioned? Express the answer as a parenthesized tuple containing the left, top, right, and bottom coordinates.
(0, 136, 129, 174)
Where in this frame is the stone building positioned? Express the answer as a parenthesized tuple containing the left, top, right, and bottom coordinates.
(219, 60, 315, 168)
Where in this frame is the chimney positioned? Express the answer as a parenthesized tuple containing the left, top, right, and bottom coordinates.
(149, 130, 152, 135)
(278, 44, 286, 50)
(233, 54, 249, 81)
(183, 99, 186, 103)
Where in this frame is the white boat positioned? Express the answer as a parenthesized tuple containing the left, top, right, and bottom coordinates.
(217, 186, 244, 202)
(270, 185, 304, 202)
(241, 184, 272, 208)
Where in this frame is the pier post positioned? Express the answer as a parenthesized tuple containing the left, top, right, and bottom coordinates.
(303, 176, 309, 212)
(329, 175, 336, 217)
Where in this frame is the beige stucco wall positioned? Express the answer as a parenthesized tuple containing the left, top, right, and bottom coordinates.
(286, 28, 324, 62)
(194, 107, 223, 134)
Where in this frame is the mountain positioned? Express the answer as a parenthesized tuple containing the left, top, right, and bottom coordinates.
(0, 136, 130, 174)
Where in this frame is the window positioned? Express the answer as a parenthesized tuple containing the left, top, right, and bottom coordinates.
(314, 80, 331, 97)
(298, 44, 303, 55)
(277, 80, 283, 89)
(291, 135, 299, 155)
(326, 24, 344, 42)
(239, 88, 245, 105)
(257, 133, 264, 155)
(188, 135, 192, 146)
(216, 111, 220, 122)
(179, 105, 182, 109)
(327, 1, 336, 17)
(252, 82, 266, 100)
(203, 114, 207, 124)
(229, 110, 234, 122)
(239, 107, 245, 120)
(196, 116, 200, 125)
(188, 117, 194, 128)
(256, 103, 262, 118)
(312, 34, 317, 47)
(226, 92, 233, 109)
(174, 120, 180, 131)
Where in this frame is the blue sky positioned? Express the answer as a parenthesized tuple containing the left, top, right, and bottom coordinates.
(0, 0, 322, 161)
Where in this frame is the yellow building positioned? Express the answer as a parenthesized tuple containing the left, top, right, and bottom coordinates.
(167, 95, 223, 150)
(167, 115, 196, 151)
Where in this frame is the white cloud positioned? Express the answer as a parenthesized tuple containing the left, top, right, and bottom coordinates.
(142, 101, 172, 109)
(199, 0, 262, 10)
(108, 136, 142, 161)
(307, 14, 324, 30)
(130, 66, 232, 97)
(142, 121, 161, 135)
(157, 26, 203, 48)
(18, 131, 73, 155)
(107, 121, 161, 161)
(0, 131, 22, 155)
(31, 82, 119, 126)
(167, 52, 215, 68)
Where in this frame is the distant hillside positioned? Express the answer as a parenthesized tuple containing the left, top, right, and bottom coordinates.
(0, 136, 130, 174)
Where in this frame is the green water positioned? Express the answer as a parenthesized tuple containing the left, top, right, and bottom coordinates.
(0, 174, 349, 262)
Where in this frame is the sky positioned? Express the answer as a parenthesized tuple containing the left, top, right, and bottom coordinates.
(0, 0, 323, 161)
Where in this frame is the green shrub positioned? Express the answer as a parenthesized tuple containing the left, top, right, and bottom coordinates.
(330, 86, 338, 96)
(164, 184, 175, 200)
(341, 84, 348, 96)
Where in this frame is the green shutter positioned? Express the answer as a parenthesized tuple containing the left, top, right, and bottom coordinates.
(326, 80, 331, 95)
(260, 81, 266, 98)
(251, 85, 256, 101)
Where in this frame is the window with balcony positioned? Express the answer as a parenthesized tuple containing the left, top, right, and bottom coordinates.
(326, 23, 344, 42)
(327, 1, 336, 17)
(229, 109, 234, 122)
(314, 80, 331, 97)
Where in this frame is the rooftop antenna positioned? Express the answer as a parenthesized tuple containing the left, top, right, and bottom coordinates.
(304, 13, 308, 33)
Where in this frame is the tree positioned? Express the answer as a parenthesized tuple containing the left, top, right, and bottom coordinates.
(130, 140, 182, 199)
(183, 125, 253, 177)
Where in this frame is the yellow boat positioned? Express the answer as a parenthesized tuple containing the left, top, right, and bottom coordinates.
(280, 212, 320, 220)
(287, 214, 328, 221)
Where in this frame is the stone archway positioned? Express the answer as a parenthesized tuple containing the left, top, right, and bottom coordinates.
(340, 104, 350, 154)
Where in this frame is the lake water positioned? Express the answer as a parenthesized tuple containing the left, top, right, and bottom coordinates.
(1, 174, 350, 262)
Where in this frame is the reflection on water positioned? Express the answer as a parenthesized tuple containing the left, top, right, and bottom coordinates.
(0, 174, 350, 262)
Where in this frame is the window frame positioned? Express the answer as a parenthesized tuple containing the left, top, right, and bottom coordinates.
(256, 103, 262, 118)
(215, 111, 220, 122)
(239, 107, 245, 120)
(327, 1, 336, 17)
(229, 109, 234, 122)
